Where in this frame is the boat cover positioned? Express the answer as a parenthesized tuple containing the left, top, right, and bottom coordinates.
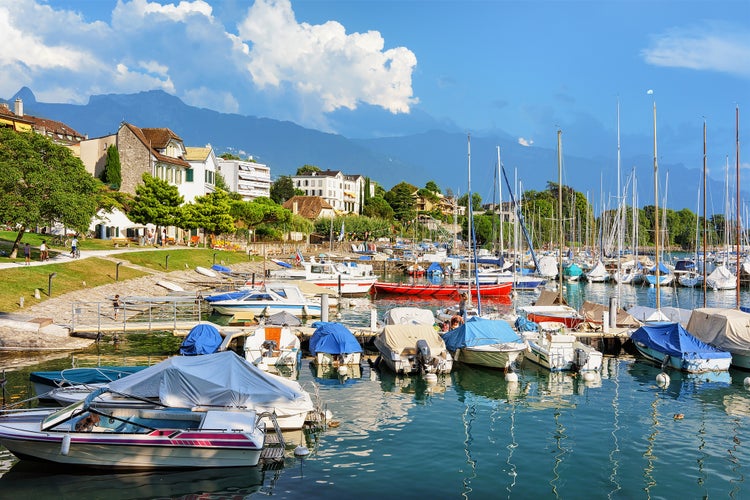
(686, 308, 750, 355)
(179, 323, 223, 355)
(586, 260, 609, 279)
(627, 306, 691, 327)
(107, 351, 313, 415)
(383, 307, 435, 325)
(203, 290, 247, 303)
(581, 301, 641, 327)
(563, 263, 583, 277)
(630, 322, 732, 359)
(426, 262, 443, 275)
(309, 322, 363, 355)
(649, 262, 671, 274)
(377, 324, 446, 353)
(266, 310, 302, 326)
(533, 290, 568, 306)
(705, 265, 736, 287)
(442, 317, 522, 351)
(211, 264, 232, 274)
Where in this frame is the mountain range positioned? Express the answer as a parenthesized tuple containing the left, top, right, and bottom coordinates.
(3, 87, 732, 213)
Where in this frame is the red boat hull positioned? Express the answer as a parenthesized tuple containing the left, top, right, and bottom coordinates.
(372, 282, 512, 297)
(526, 313, 583, 329)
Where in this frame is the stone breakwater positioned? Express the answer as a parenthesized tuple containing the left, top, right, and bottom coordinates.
(0, 260, 271, 351)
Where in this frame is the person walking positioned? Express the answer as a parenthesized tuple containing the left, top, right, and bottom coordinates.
(39, 240, 48, 261)
(112, 294, 122, 320)
(70, 235, 78, 258)
(23, 243, 31, 265)
(458, 292, 468, 319)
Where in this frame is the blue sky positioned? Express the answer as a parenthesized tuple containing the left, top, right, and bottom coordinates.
(3, 0, 750, 182)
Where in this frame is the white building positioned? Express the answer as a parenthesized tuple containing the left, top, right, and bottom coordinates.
(217, 158, 271, 201)
(292, 169, 372, 214)
(182, 145, 218, 203)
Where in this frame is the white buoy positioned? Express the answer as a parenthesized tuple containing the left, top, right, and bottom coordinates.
(744, 377, 750, 388)
(338, 365, 348, 376)
(505, 371, 519, 383)
(294, 444, 310, 457)
(656, 372, 670, 387)
(424, 373, 438, 384)
(583, 372, 596, 382)
(60, 434, 71, 455)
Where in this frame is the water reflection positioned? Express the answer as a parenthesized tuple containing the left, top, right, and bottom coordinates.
(0, 460, 273, 499)
(309, 362, 362, 385)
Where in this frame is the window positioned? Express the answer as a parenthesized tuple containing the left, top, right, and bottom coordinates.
(186, 169, 194, 182)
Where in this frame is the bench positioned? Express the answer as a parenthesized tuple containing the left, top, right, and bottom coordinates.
(111, 237, 130, 247)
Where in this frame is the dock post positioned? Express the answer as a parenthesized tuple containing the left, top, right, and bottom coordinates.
(371, 309, 378, 331)
(321, 294, 329, 322)
(609, 296, 618, 329)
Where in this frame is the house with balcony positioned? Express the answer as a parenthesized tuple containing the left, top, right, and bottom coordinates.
(292, 169, 372, 214)
(217, 158, 271, 201)
(0, 98, 86, 149)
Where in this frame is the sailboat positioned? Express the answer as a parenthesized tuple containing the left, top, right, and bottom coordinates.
(520, 131, 602, 373)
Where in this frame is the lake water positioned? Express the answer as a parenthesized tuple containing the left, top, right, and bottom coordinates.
(1, 281, 749, 498)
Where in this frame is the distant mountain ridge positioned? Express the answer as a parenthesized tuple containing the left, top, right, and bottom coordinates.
(3, 87, 730, 211)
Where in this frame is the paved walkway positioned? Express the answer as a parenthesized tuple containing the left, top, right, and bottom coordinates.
(0, 246, 174, 270)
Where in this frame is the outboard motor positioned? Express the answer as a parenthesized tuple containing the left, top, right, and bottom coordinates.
(416, 339, 433, 373)
(573, 347, 589, 372)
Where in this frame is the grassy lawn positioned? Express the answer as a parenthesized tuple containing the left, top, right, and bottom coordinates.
(0, 257, 146, 313)
(0, 231, 264, 314)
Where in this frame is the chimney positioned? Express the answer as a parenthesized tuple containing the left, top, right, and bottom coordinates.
(14, 98, 22, 117)
(293, 201, 299, 214)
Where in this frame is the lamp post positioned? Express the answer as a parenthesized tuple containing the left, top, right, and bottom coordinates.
(48, 272, 57, 297)
(116, 261, 122, 281)
(165, 254, 170, 271)
(213, 253, 217, 266)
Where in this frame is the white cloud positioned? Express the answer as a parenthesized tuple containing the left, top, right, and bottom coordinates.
(182, 86, 239, 114)
(642, 25, 750, 78)
(237, 0, 418, 114)
(518, 137, 534, 147)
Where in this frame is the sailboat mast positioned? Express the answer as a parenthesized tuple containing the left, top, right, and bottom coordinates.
(736, 106, 741, 308)
(703, 120, 707, 305)
(497, 146, 504, 259)
(467, 134, 481, 314)
(616, 100, 622, 301)
(652, 98, 661, 310)
(557, 130, 564, 304)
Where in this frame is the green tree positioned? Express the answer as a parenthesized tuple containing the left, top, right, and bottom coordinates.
(128, 173, 184, 232)
(296, 164, 321, 175)
(384, 182, 417, 221)
(0, 128, 98, 257)
(458, 192, 483, 212)
(425, 180, 442, 194)
(363, 196, 394, 220)
(188, 190, 235, 243)
(101, 145, 122, 189)
(270, 176, 302, 204)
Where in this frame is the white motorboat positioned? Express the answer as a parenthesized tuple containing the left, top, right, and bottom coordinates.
(205, 283, 322, 317)
(0, 390, 269, 469)
(243, 325, 301, 370)
(522, 322, 602, 372)
(373, 323, 453, 375)
(270, 260, 376, 295)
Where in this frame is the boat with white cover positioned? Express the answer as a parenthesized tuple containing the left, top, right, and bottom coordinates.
(374, 324, 453, 375)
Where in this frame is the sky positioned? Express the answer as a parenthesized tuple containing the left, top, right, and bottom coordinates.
(3, 0, 750, 184)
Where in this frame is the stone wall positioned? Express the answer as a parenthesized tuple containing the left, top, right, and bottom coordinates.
(117, 126, 152, 195)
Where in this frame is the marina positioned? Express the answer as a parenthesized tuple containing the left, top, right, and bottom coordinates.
(0, 279, 749, 497)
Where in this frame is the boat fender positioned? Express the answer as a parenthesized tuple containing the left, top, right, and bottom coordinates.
(656, 372, 670, 388)
(744, 377, 750, 389)
(424, 373, 438, 384)
(294, 445, 310, 457)
(505, 371, 519, 383)
(60, 434, 71, 456)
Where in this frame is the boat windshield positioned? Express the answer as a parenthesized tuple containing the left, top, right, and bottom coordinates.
(42, 400, 86, 431)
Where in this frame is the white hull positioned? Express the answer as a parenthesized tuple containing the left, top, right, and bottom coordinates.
(0, 408, 263, 469)
(314, 352, 362, 367)
(374, 342, 453, 375)
(523, 331, 602, 372)
(633, 343, 732, 373)
(211, 304, 321, 317)
(244, 326, 301, 369)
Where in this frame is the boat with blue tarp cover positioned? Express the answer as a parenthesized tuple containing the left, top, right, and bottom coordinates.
(441, 316, 527, 370)
(629, 322, 732, 373)
(309, 321, 363, 367)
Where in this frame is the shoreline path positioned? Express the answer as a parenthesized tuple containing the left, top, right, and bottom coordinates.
(0, 247, 271, 351)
